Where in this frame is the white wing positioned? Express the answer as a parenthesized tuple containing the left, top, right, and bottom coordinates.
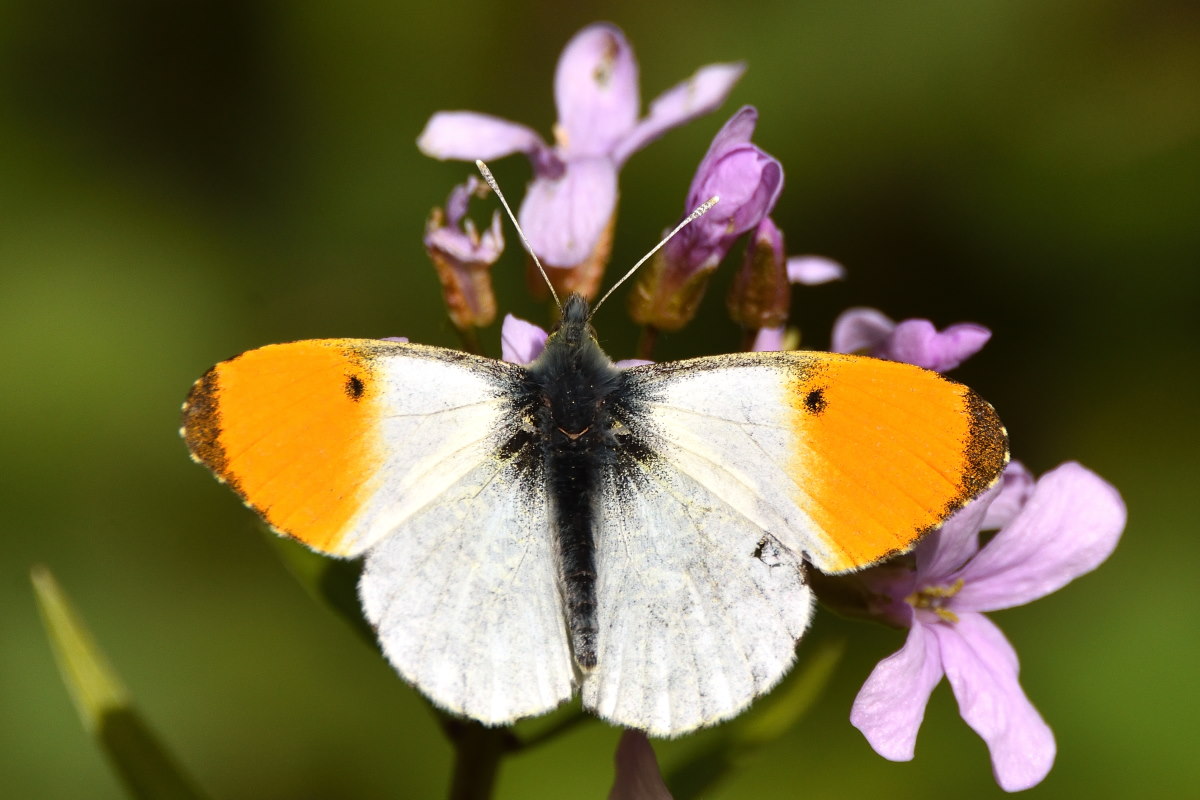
(186, 339, 574, 723)
(582, 449, 813, 736)
(581, 348, 1005, 735)
(360, 450, 575, 725)
(355, 345, 574, 725)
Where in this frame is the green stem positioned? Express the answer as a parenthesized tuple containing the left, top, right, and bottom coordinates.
(513, 710, 589, 751)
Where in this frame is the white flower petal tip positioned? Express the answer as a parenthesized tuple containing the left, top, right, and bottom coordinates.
(787, 255, 846, 285)
(416, 112, 547, 162)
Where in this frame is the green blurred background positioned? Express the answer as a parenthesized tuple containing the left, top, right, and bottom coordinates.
(3, 1, 1197, 797)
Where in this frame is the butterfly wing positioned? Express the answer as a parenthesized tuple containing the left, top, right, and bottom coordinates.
(182, 339, 574, 723)
(621, 351, 1008, 574)
(359, 440, 575, 724)
(582, 452, 813, 735)
(580, 350, 1007, 734)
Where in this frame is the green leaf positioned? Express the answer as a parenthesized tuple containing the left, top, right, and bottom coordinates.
(733, 637, 846, 747)
(31, 566, 211, 800)
(666, 638, 846, 800)
(264, 531, 377, 648)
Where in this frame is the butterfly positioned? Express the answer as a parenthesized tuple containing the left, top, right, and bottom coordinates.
(181, 290, 1007, 736)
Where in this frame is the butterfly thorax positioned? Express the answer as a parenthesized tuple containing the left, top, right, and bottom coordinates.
(527, 294, 624, 439)
(523, 294, 626, 670)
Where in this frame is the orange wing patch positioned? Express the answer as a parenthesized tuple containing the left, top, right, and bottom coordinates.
(786, 355, 1007, 572)
(182, 340, 384, 555)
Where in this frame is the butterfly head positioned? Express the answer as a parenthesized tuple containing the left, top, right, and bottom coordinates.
(526, 293, 623, 442)
(553, 293, 594, 350)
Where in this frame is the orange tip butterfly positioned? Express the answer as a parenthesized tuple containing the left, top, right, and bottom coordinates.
(181, 165, 1007, 736)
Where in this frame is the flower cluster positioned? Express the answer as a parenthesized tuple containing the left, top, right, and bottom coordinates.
(417, 21, 1125, 796)
(420, 22, 745, 299)
(842, 461, 1124, 791)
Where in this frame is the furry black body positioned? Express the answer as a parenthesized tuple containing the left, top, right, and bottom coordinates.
(521, 294, 627, 670)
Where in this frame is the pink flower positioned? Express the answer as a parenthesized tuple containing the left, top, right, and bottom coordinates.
(849, 462, 1126, 791)
(832, 307, 990, 372)
(786, 255, 845, 285)
(500, 314, 649, 367)
(731, 219, 845, 350)
(423, 177, 505, 329)
(500, 314, 548, 365)
(629, 107, 784, 332)
(751, 325, 787, 352)
(418, 23, 743, 274)
(607, 730, 672, 800)
(661, 107, 783, 275)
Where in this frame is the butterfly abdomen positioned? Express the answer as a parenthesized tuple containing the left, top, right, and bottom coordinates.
(526, 294, 627, 671)
(546, 432, 603, 669)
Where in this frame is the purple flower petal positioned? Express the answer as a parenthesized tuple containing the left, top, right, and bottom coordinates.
(612, 62, 746, 166)
(786, 255, 845, 285)
(981, 461, 1035, 532)
(665, 108, 783, 269)
(851, 622, 944, 761)
(915, 482, 999, 579)
(554, 24, 639, 158)
(500, 314, 548, 365)
(934, 613, 1055, 791)
(443, 177, 477, 227)
(690, 105, 757, 185)
(608, 730, 672, 800)
(751, 326, 786, 352)
(831, 307, 894, 355)
(830, 309, 990, 371)
(381, 336, 409, 343)
(887, 319, 991, 372)
(615, 358, 654, 368)
(686, 107, 782, 223)
(424, 210, 504, 265)
(953, 463, 1126, 612)
(694, 143, 782, 234)
(518, 157, 618, 267)
(417, 111, 554, 167)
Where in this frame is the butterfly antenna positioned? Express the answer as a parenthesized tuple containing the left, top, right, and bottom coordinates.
(588, 195, 719, 320)
(475, 160, 561, 311)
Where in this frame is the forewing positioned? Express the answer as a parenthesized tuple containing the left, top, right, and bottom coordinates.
(183, 339, 575, 723)
(622, 351, 1008, 574)
(582, 452, 812, 736)
(183, 339, 519, 555)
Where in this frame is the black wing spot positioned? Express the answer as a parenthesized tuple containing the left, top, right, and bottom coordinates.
(345, 374, 366, 400)
(753, 536, 785, 567)
(804, 387, 828, 415)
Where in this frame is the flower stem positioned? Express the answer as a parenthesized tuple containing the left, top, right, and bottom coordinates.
(740, 328, 757, 352)
(636, 325, 659, 361)
(456, 324, 484, 357)
(445, 719, 516, 800)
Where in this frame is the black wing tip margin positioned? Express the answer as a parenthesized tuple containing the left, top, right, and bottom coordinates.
(180, 367, 232, 485)
(958, 387, 1010, 506)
